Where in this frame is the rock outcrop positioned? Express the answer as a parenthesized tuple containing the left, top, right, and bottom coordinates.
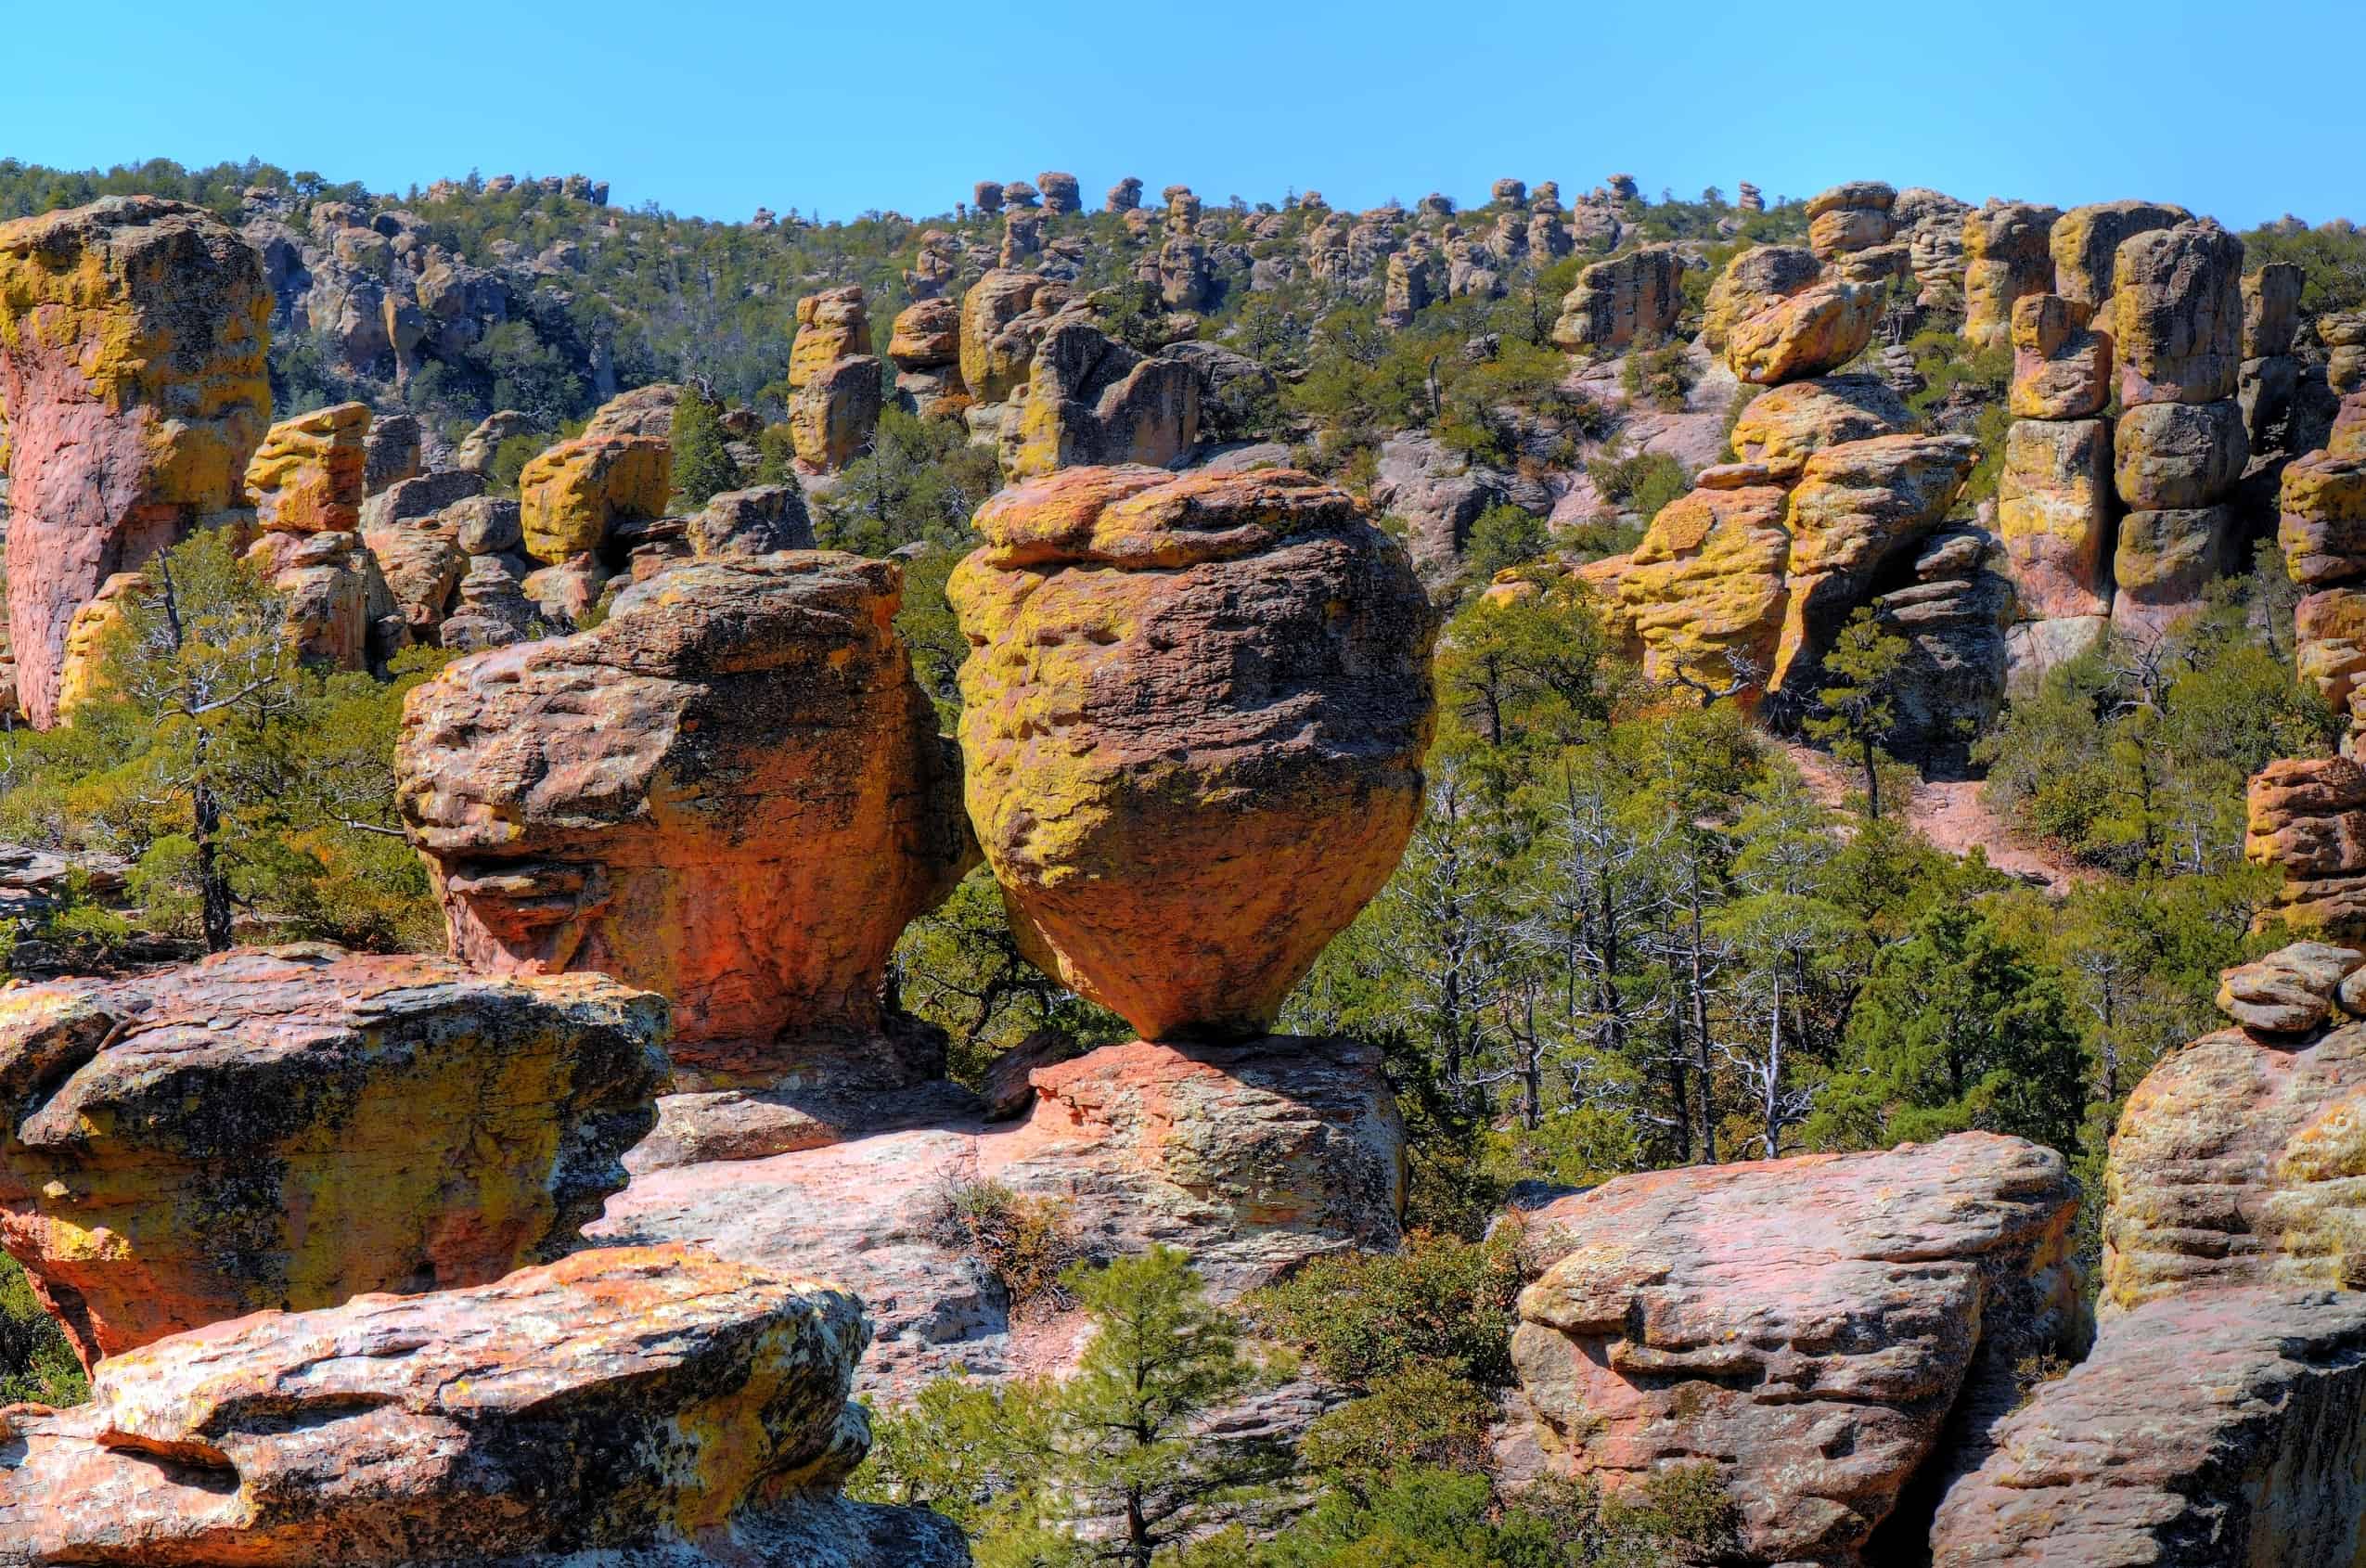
(790, 286, 884, 471)
(1961, 201, 2061, 350)
(1928, 1286, 2366, 1567)
(1002, 317, 1200, 480)
(0, 944, 665, 1366)
(244, 401, 370, 534)
(518, 432, 670, 563)
(2248, 755, 2366, 933)
(888, 297, 971, 418)
(0, 1244, 970, 1567)
(1549, 245, 1682, 351)
(948, 466, 1434, 1041)
(0, 197, 272, 727)
(1511, 1133, 2080, 1568)
(397, 554, 971, 1091)
(2101, 940, 2366, 1311)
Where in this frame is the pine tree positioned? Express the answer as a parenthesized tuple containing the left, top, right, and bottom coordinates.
(1804, 607, 1909, 820)
(668, 383, 739, 507)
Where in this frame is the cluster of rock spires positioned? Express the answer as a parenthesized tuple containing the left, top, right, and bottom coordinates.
(0, 189, 1443, 1557)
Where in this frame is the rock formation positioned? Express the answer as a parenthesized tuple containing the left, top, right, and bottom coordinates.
(362, 410, 421, 494)
(1998, 294, 2113, 639)
(0, 197, 272, 727)
(789, 287, 885, 471)
(1927, 1287, 2366, 1566)
(1701, 244, 1822, 353)
(517, 432, 670, 563)
(888, 297, 971, 418)
(1549, 245, 1683, 351)
(245, 402, 370, 533)
(397, 554, 971, 1094)
(1511, 1133, 2079, 1567)
(2101, 939, 2366, 1310)
(948, 466, 1434, 1041)
(1002, 317, 1200, 480)
(2248, 754, 2366, 933)
(0, 944, 664, 1365)
(1961, 201, 2061, 350)
(1036, 171, 1081, 214)
(0, 1244, 970, 1566)
(1805, 180, 1897, 262)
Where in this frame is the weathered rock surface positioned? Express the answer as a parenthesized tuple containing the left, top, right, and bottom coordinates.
(454, 408, 534, 474)
(1727, 279, 1883, 386)
(1511, 1134, 2079, 1567)
(2114, 397, 2247, 509)
(2279, 448, 2366, 585)
(1999, 417, 2113, 619)
(2113, 221, 2244, 407)
(1928, 1286, 2366, 1567)
(2248, 755, 2366, 934)
(949, 466, 1434, 1041)
(1729, 375, 1913, 482)
(2008, 293, 2110, 420)
(2112, 506, 2234, 636)
(1003, 318, 1200, 481)
(581, 382, 683, 441)
(2102, 944, 2366, 1311)
(1602, 480, 1792, 698)
(362, 411, 420, 495)
(0, 197, 273, 727)
(0, 1244, 970, 1567)
(519, 432, 671, 563)
(2047, 199, 2186, 307)
(688, 483, 814, 559)
(790, 353, 884, 472)
(1701, 244, 1822, 353)
(597, 1036, 1404, 1399)
(1549, 245, 1682, 351)
(397, 554, 970, 1088)
(1962, 202, 2061, 350)
(245, 401, 370, 534)
(0, 944, 664, 1366)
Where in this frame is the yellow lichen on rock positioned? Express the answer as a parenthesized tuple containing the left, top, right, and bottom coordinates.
(949, 466, 1435, 1041)
(52, 571, 146, 722)
(244, 401, 371, 533)
(1610, 483, 1792, 700)
(518, 432, 671, 562)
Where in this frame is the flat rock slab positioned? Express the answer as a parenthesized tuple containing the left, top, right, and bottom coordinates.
(1511, 1133, 2078, 1567)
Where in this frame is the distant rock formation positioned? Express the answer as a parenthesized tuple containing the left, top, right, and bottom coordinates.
(0, 197, 272, 727)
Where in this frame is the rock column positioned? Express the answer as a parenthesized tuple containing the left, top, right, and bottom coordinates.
(788, 284, 884, 472)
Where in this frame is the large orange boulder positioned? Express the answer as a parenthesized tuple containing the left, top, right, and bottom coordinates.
(788, 284, 874, 388)
(1961, 200, 2061, 351)
(2007, 293, 2110, 419)
(0, 945, 665, 1366)
(243, 400, 371, 533)
(2046, 199, 2186, 308)
(1726, 278, 1883, 385)
(948, 466, 1434, 1041)
(0, 1245, 971, 1567)
(1511, 1134, 2079, 1567)
(2112, 221, 2245, 407)
(1608, 480, 1792, 699)
(396, 554, 971, 1088)
(1729, 375, 1913, 482)
(0, 197, 272, 727)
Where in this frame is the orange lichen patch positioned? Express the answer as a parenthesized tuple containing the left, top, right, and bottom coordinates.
(950, 465, 1434, 1041)
(0, 945, 666, 1366)
(244, 401, 371, 533)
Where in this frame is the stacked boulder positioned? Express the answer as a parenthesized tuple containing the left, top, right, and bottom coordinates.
(789, 285, 884, 472)
(242, 400, 389, 668)
(396, 552, 973, 1161)
(0, 945, 958, 1564)
(1997, 280, 2116, 661)
(1961, 200, 2063, 351)
(1925, 942, 2366, 1563)
(888, 297, 971, 418)
(0, 197, 272, 728)
(1548, 244, 1683, 352)
(1154, 185, 1215, 311)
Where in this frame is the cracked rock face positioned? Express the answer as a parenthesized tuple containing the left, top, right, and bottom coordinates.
(0, 1244, 971, 1567)
(1511, 1133, 2079, 1567)
(0, 944, 666, 1366)
(947, 465, 1434, 1042)
(396, 554, 971, 1089)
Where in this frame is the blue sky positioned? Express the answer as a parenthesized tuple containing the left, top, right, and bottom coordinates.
(6, 0, 2359, 228)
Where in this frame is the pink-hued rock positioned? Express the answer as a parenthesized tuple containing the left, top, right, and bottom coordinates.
(1928, 1286, 2366, 1567)
(1511, 1134, 2079, 1567)
(596, 1035, 1405, 1401)
(0, 197, 273, 727)
(2247, 754, 2366, 935)
(0, 1245, 971, 1566)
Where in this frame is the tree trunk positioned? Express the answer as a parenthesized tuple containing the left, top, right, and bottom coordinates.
(1862, 735, 1881, 821)
(194, 772, 232, 953)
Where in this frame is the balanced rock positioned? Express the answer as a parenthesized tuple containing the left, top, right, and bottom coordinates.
(2047, 199, 2186, 307)
(1805, 180, 1897, 260)
(2113, 221, 2244, 406)
(0, 197, 273, 727)
(1511, 1134, 2078, 1568)
(1105, 176, 1143, 213)
(245, 401, 370, 533)
(1036, 171, 1081, 214)
(1727, 279, 1884, 385)
(518, 432, 671, 562)
(1961, 201, 2062, 351)
(790, 285, 874, 389)
(1549, 245, 1683, 351)
(688, 483, 815, 559)
(2114, 397, 2247, 509)
(2102, 949, 2366, 1309)
(948, 466, 1434, 1041)
(1929, 1287, 2366, 1567)
(790, 353, 884, 471)
(397, 554, 971, 1088)
(367, 517, 466, 637)
(2111, 506, 2235, 636)
(0, 944, 664, 1365)
(1701, 244, 1822, 353)
(0, 1244, 971, 1567)
(582, 381, 684, 441)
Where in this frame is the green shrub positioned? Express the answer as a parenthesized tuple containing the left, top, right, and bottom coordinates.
(0, 1254, 84, 1406)
(1248, 1228, 1524, 1389)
